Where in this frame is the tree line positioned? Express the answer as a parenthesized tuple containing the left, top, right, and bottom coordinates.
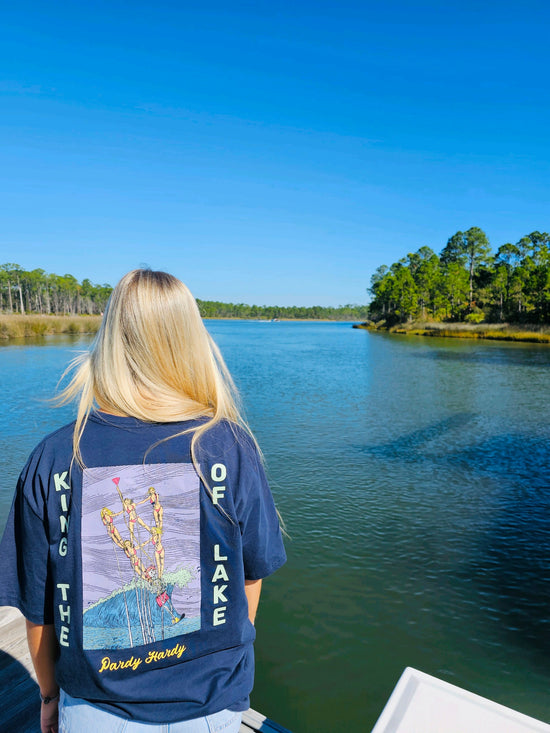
(0, 264, 112, 315)
(368, 228, 550, 324)
(196, 300, 370, 320)
(0, 264, 369, 320)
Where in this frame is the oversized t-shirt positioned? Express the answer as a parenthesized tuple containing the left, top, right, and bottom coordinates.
(0, 413, 286, 722)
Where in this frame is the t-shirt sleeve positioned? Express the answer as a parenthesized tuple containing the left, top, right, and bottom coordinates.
(233, 438, 287, 580)
(0, 449, 53, 624)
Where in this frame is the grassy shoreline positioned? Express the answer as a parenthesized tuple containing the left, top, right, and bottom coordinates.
(0, 314, 103, 340)
(354, 320, 550, 344)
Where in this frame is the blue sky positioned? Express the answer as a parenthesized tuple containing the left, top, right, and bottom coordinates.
(1, 1, 548, 306)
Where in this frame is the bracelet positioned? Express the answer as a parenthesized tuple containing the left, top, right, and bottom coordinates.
(39, 691, 60, 704)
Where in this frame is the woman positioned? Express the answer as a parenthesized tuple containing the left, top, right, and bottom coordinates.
(0, 270, 286, 733)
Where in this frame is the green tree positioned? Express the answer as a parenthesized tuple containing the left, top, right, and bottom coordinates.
(368, 265, 393, 318)
(410, 246, 440, 319)
(494, 243, 521, 318)
(517, 232, 550, 320)
(391, 261, 417, 320)
(441, 261, 469, 319)
(463, 228, 491, 305)
(440, 232, 467, 267)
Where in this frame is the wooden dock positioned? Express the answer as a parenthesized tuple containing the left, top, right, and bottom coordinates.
(0, 606, 290, 733)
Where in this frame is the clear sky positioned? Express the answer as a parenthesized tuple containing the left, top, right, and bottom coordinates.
(1, 1, 548, 306)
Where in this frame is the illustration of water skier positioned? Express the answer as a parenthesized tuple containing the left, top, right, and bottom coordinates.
(100, 507, 124, 549)
(122, 538, 153, 581)
(100, 478, 184, 626)
(148, 486, 163, 530)
(155, 587, 181, 624)
(150, 526, 165, 577)
(122, 497, 151, 542)
(147, 527, 183, 625)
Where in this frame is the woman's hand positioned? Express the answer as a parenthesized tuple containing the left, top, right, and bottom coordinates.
(40, 698, 59, 733)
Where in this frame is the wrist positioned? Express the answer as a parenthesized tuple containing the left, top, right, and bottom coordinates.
(39, 689, 60, 704)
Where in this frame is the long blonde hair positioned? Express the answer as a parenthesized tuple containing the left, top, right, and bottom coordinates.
(58, 269, 246, 470)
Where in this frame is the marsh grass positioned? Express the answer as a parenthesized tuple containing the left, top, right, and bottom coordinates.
(0, 314, 102, 340)
(383, 321, 550, 344)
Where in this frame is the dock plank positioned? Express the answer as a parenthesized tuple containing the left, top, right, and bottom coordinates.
(0, 607, 290, 733)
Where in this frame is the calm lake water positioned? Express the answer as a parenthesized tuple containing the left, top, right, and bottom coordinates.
(1, 322, 550, 732)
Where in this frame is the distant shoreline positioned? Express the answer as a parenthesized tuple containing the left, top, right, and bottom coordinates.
(0, 313, 356, 340)
(202, 317, 353, 322)
(354, 321, 550, 344)
(4, 314, 549, 344)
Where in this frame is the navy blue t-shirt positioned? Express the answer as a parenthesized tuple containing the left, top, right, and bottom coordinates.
(0, 413, 286, 722)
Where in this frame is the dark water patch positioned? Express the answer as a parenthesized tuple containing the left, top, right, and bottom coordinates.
(462, 488, 550, 663)
(356, 421, 550, 487)
(355, 413, 477, 460)
(445, 434, 550, 486)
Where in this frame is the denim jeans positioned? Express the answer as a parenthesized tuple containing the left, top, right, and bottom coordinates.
(59, 690, 243, 733)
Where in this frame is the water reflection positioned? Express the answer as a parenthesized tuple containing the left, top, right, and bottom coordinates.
(407, 338, 550, 367)
(0, 333, 92, 349)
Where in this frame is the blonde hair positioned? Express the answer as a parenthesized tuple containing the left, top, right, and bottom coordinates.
(58, 269, 247, 475)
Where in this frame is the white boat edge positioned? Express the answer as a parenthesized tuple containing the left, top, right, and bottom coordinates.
(371, 666, 550, 733)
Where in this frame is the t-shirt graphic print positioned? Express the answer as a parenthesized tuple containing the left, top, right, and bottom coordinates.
(81, 462, 201, 650)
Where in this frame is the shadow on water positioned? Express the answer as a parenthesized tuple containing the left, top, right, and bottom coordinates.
(357, 413, 477, 460)
(357, 417, 550, 664)
(357, 414, 550, 485)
